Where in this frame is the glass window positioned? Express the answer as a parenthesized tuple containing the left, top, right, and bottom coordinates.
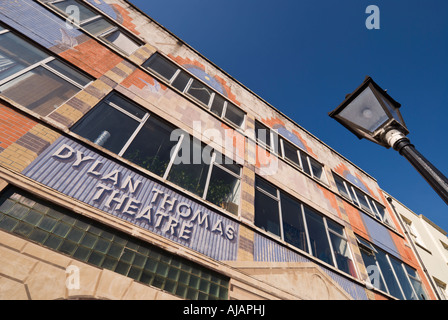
(304, 207, 333, 266)
(171, 71, 191, 92)
(123, 116, 178, 177)
(187, 79, 213, 106)
(334, 175, 351, 200)
(47, 0, 140, 55)
(210, 94, 225, 117)
(282, 140, 300, 167)
(280, 193, 307, 251)
(405, 266, 428, 300)
(254, 187, 281, 237)
(46, 59, 91, 86)
(206, 165, 241, 215)
(224, 103, 245, 127)
(82, 17, 114, 36)
(71, 97, 141, 154)
(167, 137, 211, 197)
(255, 121, 271, 148)
(309, 158, 325, 182)
(327, 221, 356, 277)
(358, 241, 388, 292)
(299, 152, 312, 176)
(143, 53, 178, 82)
(0, 31, 49, 81)
(389, 257, 415, 300)
(375, 250, 404, 299)
(0, 66, 81, 116)
(104, 30, 140, 55)
(353, 189, 372, 213)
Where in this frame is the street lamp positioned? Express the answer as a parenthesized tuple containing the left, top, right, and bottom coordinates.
(329, 76, 448, 206)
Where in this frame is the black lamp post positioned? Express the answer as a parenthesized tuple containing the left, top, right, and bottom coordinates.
(329, 76, 448, 206)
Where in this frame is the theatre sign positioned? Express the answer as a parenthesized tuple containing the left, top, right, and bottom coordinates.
(22, 137, 239, 261)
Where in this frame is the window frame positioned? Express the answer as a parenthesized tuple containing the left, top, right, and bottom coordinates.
(71, 92, 242, 215)
(333, 173, 394, 227)
(143, 53, 246, 129)
(42, 0, 142, 56)
(357, 236, 428, 300)
(254, 176, 357, 277)
(0, 26, 92, 116)
(254, 120, 328, 184)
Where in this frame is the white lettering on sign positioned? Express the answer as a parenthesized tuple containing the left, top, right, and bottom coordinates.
(52, 144, 236, 243)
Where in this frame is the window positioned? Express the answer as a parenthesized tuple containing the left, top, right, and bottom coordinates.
(401, 216, 425, 247)
(255, 121, 327, 183)
(435, 280, 447, 300)
(43, 0, 141, 55)
(143, 53, 246, 128)
(72, 93, 242, 215)
(254, 177, 356, 277)
(0, 187, 229, 300)
(357, 236, 428, 300)
(0, 27, 91, 116)
(333, 174, 393, 227)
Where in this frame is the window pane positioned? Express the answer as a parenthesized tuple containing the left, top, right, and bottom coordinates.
(123, 116, 178, 177)
(187, 79, 213, 106)
(224, 103, 245, 127)
(358, 246, 388, 292)
(171, 71, 190, 92)
(327, 222, 356, 277)
(46, 59, 91, 86)
(107, 94, 146, 120)
(283, 140, 300, 166)
(334, 176, 351, 200)
(206, 166, 240, 215)
(105, 30, 139, 55)
(389, 257, 416, 300)
(354, 189, 371, 213)
(71, 100, 140, 154)
(0, 32, 49, 82)
(52, 0, 98, 22)
(167, 138, 210, 197)
(309, 158, 325, 181)
(255, 122, 271, 147)
(405, 265, 428, 300)
(254, 188, 280, 237)
(255, 177, 277, 198)
(143, 54, 178, 81)
(0, 66, 80, 116)
(304, 207, 334, 266)
(83, 18, 114, 36)
(210, 94, 225, 117)
(280, 193, 307, 252)
(375, 250, 404, 299)
(214, 153, 241, 175)
(300, 153, 312, 175)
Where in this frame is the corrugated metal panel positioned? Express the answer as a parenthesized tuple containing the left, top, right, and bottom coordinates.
(23, 136, 239, 261)
(254, 233, 368, 300)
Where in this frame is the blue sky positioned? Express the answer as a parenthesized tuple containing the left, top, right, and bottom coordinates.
(128, 0, 448, 232)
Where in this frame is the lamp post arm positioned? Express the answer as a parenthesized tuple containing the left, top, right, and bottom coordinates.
(386, 130, 448, 206)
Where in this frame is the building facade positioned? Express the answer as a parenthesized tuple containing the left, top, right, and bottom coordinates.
(0, 0, 440, 300)
(385, 192, 448, 300)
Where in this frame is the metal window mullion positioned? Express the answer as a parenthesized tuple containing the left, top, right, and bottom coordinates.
(255, 186, 279, 201)
(301, 203, 313, 256)
(221, 101, 228, 119)
(402, 264, 420, 300)
(213, 162, 241, 179)
(277, 189, 284, 241)
(106, 101, 143, 122)
(202, 152, 216, 199)
(41, 62, 86, 89)
(162, 133, 185, 180)
(79, 15, 103, 27)
(323, 218, 338, 268)
(169, 69, 181, 84)
(386, 254, 407, 300)
(118, 113, 150, 157)
(0, 56, 54, 87)
(0, 29, 9, 35)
